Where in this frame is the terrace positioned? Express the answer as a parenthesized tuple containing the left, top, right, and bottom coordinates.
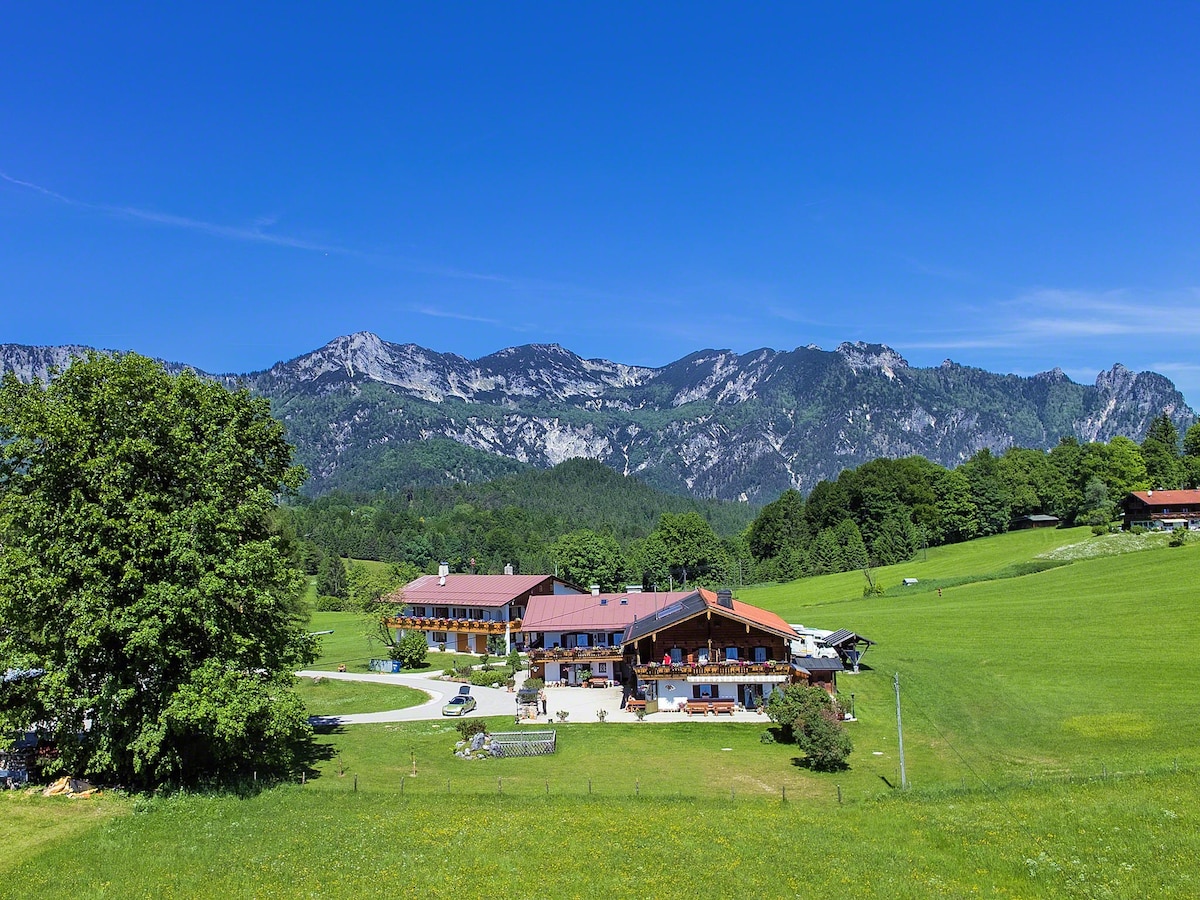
(528, 646, 625, 664)
(384, 615, 520, 635)
(632, 661, 794, 681)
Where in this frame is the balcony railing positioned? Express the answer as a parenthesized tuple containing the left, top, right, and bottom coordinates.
(633, 662, 793, 679)
(528, 647, 625, 663)
(385, 615, 520, 635)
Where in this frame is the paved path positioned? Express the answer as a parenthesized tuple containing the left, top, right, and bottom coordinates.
(297, 670, 772, 726)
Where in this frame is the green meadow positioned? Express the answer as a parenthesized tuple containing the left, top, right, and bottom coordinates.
(6, 528, 1200, 898)
(307, 609, 484, 674)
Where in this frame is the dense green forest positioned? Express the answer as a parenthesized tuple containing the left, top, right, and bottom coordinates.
(747, 414, 1200, 582)
(285, 415, 1200, 594)
(281, 457, 757, 591)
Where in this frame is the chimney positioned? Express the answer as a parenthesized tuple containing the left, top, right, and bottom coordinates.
(438, 562, 449, 586)
(504, 563, 514, 575)
(717, 589, 734, 609)
(591, 585, 600, 596)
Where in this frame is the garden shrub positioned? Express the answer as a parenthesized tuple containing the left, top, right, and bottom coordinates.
(469, 669, 508, 687)
(522, 678, 544, 691)
(314, 595, 351, 612)
(765, 684, 852, 771)
(455, 719, 486, 741)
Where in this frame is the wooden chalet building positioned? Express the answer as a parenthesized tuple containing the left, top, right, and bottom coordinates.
(1121, 490, 1200, 532)
(521, 589, 694, 687)
(384, 569, 585, 654)
(623, 588, 803, 713)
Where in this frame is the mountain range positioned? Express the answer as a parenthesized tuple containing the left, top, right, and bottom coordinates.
(2, 332, 1194, 503)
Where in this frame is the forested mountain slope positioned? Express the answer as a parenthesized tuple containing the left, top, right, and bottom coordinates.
(3, 333, 1193, 502)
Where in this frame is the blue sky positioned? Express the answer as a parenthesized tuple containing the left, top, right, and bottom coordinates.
(3, 4, 1199, 406)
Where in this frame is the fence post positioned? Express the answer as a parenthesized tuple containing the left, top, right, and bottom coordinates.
(836, 784, 842, 804)
(498, 777, 503, 795)
(781, 785, 786, 803)
(588, 778, 592, 795)
(636, 779, 640, 796)
(354, 775, 357, 792)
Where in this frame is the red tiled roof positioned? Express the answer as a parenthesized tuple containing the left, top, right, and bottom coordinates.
(520, 592, 695, 632)
(1128, 490, 1200, 507)
(698, 588, 800, 640)
(392, 574, 564, 608)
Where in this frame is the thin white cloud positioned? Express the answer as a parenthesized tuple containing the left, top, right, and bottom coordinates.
(407, 305, 504, 327)
(2, 171, 343, 253)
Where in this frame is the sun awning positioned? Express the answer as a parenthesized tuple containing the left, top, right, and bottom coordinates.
(685, 674, 787, 684)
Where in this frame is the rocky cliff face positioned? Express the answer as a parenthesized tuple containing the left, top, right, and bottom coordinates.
(2, 333, 1194, 502)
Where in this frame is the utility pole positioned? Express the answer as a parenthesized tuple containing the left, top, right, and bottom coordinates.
(895, 672, 908, 789)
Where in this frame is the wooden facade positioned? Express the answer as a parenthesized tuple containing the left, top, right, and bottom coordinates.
(626, 609, 793, 667)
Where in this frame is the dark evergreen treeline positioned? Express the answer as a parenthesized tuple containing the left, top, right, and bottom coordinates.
(281, 457, 756, 581)
(747, 414, 1200, 581)
(284, 416, 1200, 592)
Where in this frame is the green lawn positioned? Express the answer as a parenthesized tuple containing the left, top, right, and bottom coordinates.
(739, 524, 1095, 615)
(5, 770, 1197, 898)
(307, 610, 485, 674)
(293, 676, 427, 716)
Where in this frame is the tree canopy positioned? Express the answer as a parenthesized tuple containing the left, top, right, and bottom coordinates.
(0, 353, 315, 787)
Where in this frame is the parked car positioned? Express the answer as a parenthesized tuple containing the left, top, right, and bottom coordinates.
(442, 694, 477, 716)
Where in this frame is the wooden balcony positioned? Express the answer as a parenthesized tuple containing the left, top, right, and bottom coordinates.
(385, 615, 520, 635)
(633, 662, 793, 680)
(528, 647, 625, 664)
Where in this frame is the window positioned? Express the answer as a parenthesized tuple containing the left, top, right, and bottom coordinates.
(670, 648, 683, 664)
(694, 685, 717, 699)
(598, 663, 607, 674)
(432, 632, 447, 643)
(725, 647, 739, 661)
(753, 646, 768, 662)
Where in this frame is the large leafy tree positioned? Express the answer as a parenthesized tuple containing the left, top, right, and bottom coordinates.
(631, 511, 728, 589)
(551, 528, 625, 591)
(0, 353, 315, 787)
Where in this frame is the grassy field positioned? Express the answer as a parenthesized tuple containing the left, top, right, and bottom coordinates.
(293, 676, 427, 717)
(307, 610, 485, 674)
(7, 529, 1200, 897)
(5, 769, 1197, 898)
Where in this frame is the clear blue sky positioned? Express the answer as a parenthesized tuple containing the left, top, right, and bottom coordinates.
(3, 4, 1199, 406)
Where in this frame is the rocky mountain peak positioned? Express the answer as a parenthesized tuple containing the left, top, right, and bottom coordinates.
(836, 342, 909, 377)
(1, 336, 1194, 502)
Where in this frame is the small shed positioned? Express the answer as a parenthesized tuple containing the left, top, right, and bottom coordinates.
(819, 629, 875, 673)
(1010, 514, 1060, 530)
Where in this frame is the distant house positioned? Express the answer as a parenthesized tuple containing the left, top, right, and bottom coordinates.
(521, 588, 694, 687)
(1010, 514, 1060, 530)
(622, 588, 803, 712)
(383, 569, 585, 654)
(1121, 490, 1200, 532)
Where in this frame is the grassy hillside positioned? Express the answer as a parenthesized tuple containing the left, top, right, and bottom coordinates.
(745, 529, 1200, 785)
(7, 528, 1200, 897)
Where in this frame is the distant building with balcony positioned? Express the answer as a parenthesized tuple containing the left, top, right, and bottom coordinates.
(623, 588, 804, 713)
(383, 570, 584, 654)
(522, 588, 695, 687)
(1121, 490, 1200, 532)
